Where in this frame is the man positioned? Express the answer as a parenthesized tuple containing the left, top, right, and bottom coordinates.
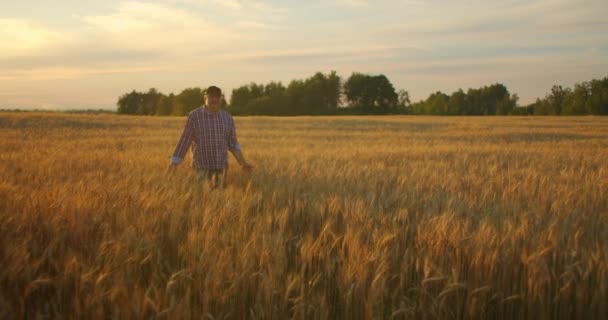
(167, 85, 253, 188)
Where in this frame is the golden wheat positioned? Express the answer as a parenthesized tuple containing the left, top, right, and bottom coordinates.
(0, 112, 607, 319)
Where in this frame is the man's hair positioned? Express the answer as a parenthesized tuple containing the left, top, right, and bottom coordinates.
(205, 86, 222, 97)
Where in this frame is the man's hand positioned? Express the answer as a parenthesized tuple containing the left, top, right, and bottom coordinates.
(231, 149, 253, 172)
(240, 162, 254, 172)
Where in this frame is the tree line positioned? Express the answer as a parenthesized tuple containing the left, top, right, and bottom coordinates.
(518, 77, 608, 115)
(409, 84, 519, 115)
(117, 71, 407, 116)
(116, 73, 608, 116)
(117, 87, 227, 116)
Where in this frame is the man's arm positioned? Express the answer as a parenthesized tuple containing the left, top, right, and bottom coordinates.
(167, 114, 195, 172)
(228, 116, 253, 171)
(229, 148, 253, 171)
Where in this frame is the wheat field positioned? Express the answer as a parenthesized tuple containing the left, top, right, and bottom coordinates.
(0, 112, 607, 319)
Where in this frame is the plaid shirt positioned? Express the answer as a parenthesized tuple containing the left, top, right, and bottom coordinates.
(170, 106, 240, 170)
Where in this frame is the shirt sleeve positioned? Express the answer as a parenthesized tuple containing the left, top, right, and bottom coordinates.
(227, 115, 241, 151)
(171, 113, 195, 164)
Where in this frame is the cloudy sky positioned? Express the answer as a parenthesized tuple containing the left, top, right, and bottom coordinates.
(1, 0, 607, 109)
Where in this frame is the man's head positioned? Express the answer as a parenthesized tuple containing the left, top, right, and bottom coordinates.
(204, 85, 223, 112)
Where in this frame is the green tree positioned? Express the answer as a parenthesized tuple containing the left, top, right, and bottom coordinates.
(300, 71, 341, 115)
(533, 98, 550, 115)
(546, 85, 570, 115)
(231, 72, 340, 115)
(447, 89, 466, 115)
(510, 103, 534, 115)
(173, 87, 203, 116)
(497, 93, 518, 115)
(155, 93, 173, 116)
(138, 88, 161, 115)
(586, 77, 608, 115)
(117, 90, 141, 115)
(427, 91, 449, 114)
(343, 73, 398, 114)
(397, 90, 411, 114)
(229, 82, 276, 115)
(562, 82, 589, 115)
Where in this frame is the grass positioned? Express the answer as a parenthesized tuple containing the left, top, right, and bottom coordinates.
(0, 112, 607, 319)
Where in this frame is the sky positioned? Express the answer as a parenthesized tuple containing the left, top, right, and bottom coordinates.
(1, 0, 607, 109)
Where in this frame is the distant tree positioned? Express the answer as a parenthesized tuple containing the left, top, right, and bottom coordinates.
(229, 72, 340, 115)
(263, 82, 288, 115)
(138, 88, 161, 115)
(409, 84, 514, 115)
(156, 93, 173, 116)
(117, 74, 608, 117)
(473, 84, 509, 115)
(245, 96, 274, 115)
(285, 79, 307, 115)
(300, 71, 341, 115)
(562, 82, 589, 115)
(117, 90, 141, 115)
(533, 98, 550, 115)
(447, 89, 466, 115)
(497, 93, 518, 115)
(410, 91, 449, 115)
(229, 82, 281, 115)
(462, 84, 511, 115)
(510, 103, 534, 115)
(116, 91, 130, 114)
(173, 87, 203, 116)
(586, 77, 608, 115)
(428, 91, 450, 115)
(343, 73, 398, 114)
(545, 85, 570, 115)
(397, 90, 411, 114)
(229, 84, 254, 115)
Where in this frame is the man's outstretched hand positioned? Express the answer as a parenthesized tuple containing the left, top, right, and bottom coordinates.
(241, 162, 254, 172)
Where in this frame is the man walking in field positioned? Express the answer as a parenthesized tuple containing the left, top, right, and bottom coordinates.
(167, 85, 253, 188)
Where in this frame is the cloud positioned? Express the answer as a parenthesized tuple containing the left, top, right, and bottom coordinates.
(394, 54, 608, 103)
(250, 1, 288, 14)
(0, 65, 166, 81)
(0, 1, 252, 84)
(160, 0, 288, 14)
(330, 0, 369, 7)
(1, 0, 606, 108)
(370, 0, 608, 42)
(235, 20, 279, 30)
(1, 0, 292, 76)
(78, 1, 245, 51)
(222, 46, 422, 63)
(0, 45, 164, 73)
(73, 1, 289, 56)
(0, 18, 66, 56)
(211, 0, 242, 10)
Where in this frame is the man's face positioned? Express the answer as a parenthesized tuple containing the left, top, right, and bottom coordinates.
(206, 94, 221, 110)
